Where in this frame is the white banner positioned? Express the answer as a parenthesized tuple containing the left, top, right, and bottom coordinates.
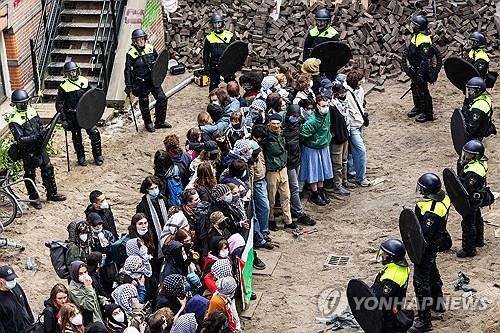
(269, 0, 282, 21)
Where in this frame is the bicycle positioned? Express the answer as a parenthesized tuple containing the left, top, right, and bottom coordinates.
(0, 169, 41, 227)
(0, 222, 25, 251)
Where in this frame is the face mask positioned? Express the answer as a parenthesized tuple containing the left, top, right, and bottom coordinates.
(78, 274, 90, 283)
(130, 272, 142, 279)
(113, 311, 125, 323)
(100, 200, 109, 209)
(242, 83, 252, 91)
(242, 170, 247, 178)
(182, 252, 188, 261)
(137, 229, 148, 236)
(70, 313, 83, 326)
(218, 221, 227, 230)
(140, 246, 148, 256)
(148, 188, 160, 199)
(219, 249, 229, 258)
(224, 193, 233, 203)
(232, 123, 242, 130)
(212, 100, 220, 106)
(92, 226, 103, 233)
(231, 193, 240, 204)
(319, 107, 329, 115)
(79, 234, 88, 242)
(338, 94, 347, 101)
(309, 81, 314, 88)
(289, 116, 300, 123)
(5, 279, 16, 290)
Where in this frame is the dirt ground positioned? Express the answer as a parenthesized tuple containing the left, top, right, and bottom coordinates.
(1, 71, 499, 333)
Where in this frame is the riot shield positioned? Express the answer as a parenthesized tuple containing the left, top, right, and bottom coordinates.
(347, 279, 383, 333)
(444, 56, 480, 92)
(152, 49, 169, 87)
(486, 71, 498, 89)
(311, 41, 352, 73)
(76, 88, 106, 129)
(41, 112, 61, 153)
(399, 208, 426, 265)
(451, 108, 468, 155)
(443, 167, 470, 217)
(218, 41, 249, 78)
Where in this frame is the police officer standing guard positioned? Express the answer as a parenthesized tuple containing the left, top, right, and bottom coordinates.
(462, 77, 494, 141)
(409, 173, 450, 332)
(203, 14, 235, 91)
(302, 8, 340, 61)
(8, 90, 66, 209)
(402, 15, 436, 123)
(465, 32, 490, 79)
(56, 61, 104, 166)
(124, 29, 171, 133)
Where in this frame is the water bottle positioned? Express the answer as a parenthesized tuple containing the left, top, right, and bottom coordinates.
(26, 257, 34, 271)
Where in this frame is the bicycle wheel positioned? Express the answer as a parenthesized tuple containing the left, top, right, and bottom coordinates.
(0, 190, 17, 227)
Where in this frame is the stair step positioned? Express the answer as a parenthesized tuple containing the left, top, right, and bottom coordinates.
(58, 22, 110, 29)
(45, 75, 99, 83)
(61, 9, 105, 15)
(48, 62, 101, 69)
(52, 48, 94, 55)
(54, 35, 97, 42)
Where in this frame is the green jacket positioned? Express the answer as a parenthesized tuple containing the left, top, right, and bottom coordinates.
(264, 131, 288, 171)
(68, 280, 105, 324)
(300, 110, 332, 148)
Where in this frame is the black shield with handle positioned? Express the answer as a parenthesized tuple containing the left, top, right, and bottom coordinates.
(443, 167, 470, 217)
(311, 41, 352, 74)
(347, 279, 384, 333)
(444, 56, 480, 92)
(217, 41, 249, 78)
(76, 88, 106, 129)
(451, 108, 468, 155)
(151, 49, 169, 87)
(399, 208, 426, 265)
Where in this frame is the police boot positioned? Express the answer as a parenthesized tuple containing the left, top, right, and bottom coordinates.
(141, 109, 155, 132)
(409, 319, 433, 333)
(89, 128, 104, 166)
(407, 107, 420, 118)
(24, 176, 41, 209)
(456, 249, 476, 258)
(42, 166, 66, 202)
(72, 130, 87, 166)
(154, 105, 172, 129)
(475, 216, 485, 247)
(415, 113, 434, 123)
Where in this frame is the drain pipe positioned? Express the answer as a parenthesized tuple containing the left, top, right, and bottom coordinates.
(148, 75, 195, 110)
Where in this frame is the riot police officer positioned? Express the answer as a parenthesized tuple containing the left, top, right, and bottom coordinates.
(124, 29, 171, 132)
(303, 8, 340, 60)
(203, 14, 235, 91)
(465, 32, 490, 79)
(462, 77, 494, 141)
(56, 61, 103, 166)
(372, 239, 411, 333)
(457, 140, 488, 258)
(402, 15, 436, 123)
(409, 173, 450, 333)
(8, 89, 66, 209)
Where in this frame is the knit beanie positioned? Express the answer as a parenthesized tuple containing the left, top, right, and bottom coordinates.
(211, 184, 231, 201)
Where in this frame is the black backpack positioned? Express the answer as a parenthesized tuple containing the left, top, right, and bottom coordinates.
(45, 240, 70, 279)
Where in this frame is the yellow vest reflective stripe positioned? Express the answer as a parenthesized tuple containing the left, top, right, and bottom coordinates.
(380, 263, 410, 287)
(60, 77, 89, 92)
(8, 106, 38, 126)
(206, 31, 233, 44)
(471, 94, 492, 114)
(127, 43, 155, 59)
(416, 195, 451, 218)
(464, 160, 487, 178)
(411, 33, 432, 47)
(468, 48, 489, 62)
(310, 26, 339, 38)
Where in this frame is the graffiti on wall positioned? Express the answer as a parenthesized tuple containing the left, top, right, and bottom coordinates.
(124, 8, 144, 24)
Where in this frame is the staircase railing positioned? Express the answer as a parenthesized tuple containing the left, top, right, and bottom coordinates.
(91, 0, 125, 92)
(29, 0, 63, 95)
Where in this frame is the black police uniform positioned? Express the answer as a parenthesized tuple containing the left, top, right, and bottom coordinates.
(8, 107, 61, 200)
(462, 92, 493, 141)
(124, 43, 167, 128)
(458, 159, 487, 255)
(465, 48, 489, 79)
(413, 191, 450, 323)
(55, 76, 102, 164)
(203, 30, 235, 91)
(302, 25, 340, 60)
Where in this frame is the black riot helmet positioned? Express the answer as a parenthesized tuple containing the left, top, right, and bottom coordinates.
(315, 8, 331, 31)
(411, 15, 428, 33)
(417, 173, 443, 200)
(465, 76, 486, 99)
(377, 239, 408, 267)
(63, 61, 80, 81)
(131, 28, 147, 40)
(210, 14, 224, 34)
(468, 31, 486, 49)
(462, 139, 485, 161)
(11, 89, 30, 111)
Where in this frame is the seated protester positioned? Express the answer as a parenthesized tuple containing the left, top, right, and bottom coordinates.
(59, 303, 85, 333)
(244, 99, 267, 130)
(43, 283, 69, 333)
(207, 213, 232, 247)
(207, 90, 225, 124)
(174, 229, 200, 272)
(111, 283, 146, 329)
(298, 98, 315, 122)
(293, 73, 315, 105)
(275, 73, 291, 103)
(238, 71, 263, 105)
(148, 307, 175, 333)
(136, 175, 169, 267)
(117, 256, 147, 303)
(85, 190, 119, 239)
(103, 303, 128, 333)
(126, 213, 156, 270)
(224, 111, 249, 150)
(205, 277, 240, 333)
(227, 81, 246, 108)
(171, 313, 198, 333)
(221, 157, 251, 196)
(221, 139, 253, 172)
(186, 128, 204, 160)
(181, 188, 204, 229)
(211, 184, 247, 235)
(301, 57, 324, 95)
(159, 241, 191, 283)
(87, 212, 115, 257)
(228, 233, 245, 260)
(277, 64, 296, 96)
(86, 252, 108, 298)
(184, 295, 209, 332)
(66, 221, 92, 268)
(153, 150, 169, 190)
(213, 88, 236, 118)
(266, 92, 285, 115)
(156, 274, 188, 313)
(226, 183, 249, 229)
(188, 141, 220, 188)
(68, 261, 106, 325)
(197, 111, 229, 142)
(202, 238, 232, 294)
(256, 75, 279, 101)
(125, 239, 157, 304)
(191, 163, 216, 203)
(201, 311, 228, 333)
(159, 209, 190, 246)
(163, 134, 192, 187)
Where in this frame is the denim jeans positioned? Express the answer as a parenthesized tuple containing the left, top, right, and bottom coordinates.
(287, 167, 305, 218)
(253, 178, 270, 244)
(347, 127, 367, 182)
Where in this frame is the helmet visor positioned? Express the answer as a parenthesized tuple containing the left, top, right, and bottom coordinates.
(212, 21, 223, 32)
(316, 19, 329, 30)
(376, 247, 389, 264)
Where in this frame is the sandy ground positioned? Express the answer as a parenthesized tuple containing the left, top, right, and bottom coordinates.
(1, 72, 499, 333)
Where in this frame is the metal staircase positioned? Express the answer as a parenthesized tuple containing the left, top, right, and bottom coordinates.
(30, 0, 125, 99)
